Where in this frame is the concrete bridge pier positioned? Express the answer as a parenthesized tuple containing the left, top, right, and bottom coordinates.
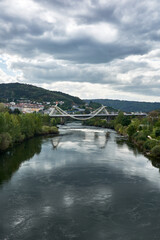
(60, 117, 65, 125)
(106, 116, 111, 122)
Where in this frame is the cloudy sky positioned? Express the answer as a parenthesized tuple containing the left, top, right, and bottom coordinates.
(0, 0, 160, 101)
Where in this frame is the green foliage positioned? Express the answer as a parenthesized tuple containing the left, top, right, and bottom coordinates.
(135, 131, 148, 141)
(118, 125, 128, 135)
(0, 132, 12, 150)
(132, 118, 140, 128)
(10, 108, 21, 114)
(83, 118, 112, 128)
(0, 112, 58, 152)
(42, 114, 50, 126)
(155, 128, 160, 137)
(42, 126, 51, 134)
(115, 123, 122, 132)
(83, 110, 160, 157)
(42, 126, 58, 134)
(50, 118, 57, 126)
(114, 112, 131, 127)
(88, 101, 101, 109)
(0, 114, 5, 133)
(143, 139, 157, 151)
(0, 103, 7, 113)
(151, 145, 160, 157)
(127, 124, 137, 137)
(155, 119, 160, 127)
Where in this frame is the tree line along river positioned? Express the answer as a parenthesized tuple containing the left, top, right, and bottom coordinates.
(0, 123, 160, 240)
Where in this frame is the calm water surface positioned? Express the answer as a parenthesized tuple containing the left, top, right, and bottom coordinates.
(0, 123, 160, 240)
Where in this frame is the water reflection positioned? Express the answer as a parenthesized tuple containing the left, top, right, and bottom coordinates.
(1, 124, 160, 240)
(0, 137, 42, 185)
(115, 136, 141, 157)
(52, 136, 61, 149)
(94, 132, 110, 149)
(58, 128, 110, 151)
(115, 135, 160, 171)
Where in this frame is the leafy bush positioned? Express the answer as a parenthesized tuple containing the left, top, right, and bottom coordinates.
(41, 126, 58, 134)
(151, 145, 160, 157)
(115, 124, 122, 132)
(136, 140, 146, 149)
(143, 139, 157, 151)
(0, 133, 12, 151)
(127, 124, 137, 137)
(0, 112, 58, 152)
(42, 126, 50, 134)
(114, 112, 131, 127)
(155, 128, 160, 137)
(49, 126, 58, 134)
(135, 131, 148, 141)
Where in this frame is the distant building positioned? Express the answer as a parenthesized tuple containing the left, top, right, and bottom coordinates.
(59, 101, 64, 105)
(72, 105, 85, 112)
(10, 102, 16, 105)
(5, 102, 44, 113)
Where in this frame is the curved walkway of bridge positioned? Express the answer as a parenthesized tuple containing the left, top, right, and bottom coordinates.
(49, 105, 147, 121)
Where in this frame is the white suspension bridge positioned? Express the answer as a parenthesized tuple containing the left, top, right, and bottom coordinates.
(49, 104, 147, 121)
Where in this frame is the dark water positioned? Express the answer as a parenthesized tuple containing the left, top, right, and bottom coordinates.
(0, 123, 160, 240)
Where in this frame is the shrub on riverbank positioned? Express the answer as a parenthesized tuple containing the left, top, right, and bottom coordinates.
(150, 145, 160, 157)
(42, 126, 58, 134)
(83, 117, 114, 128)
(0, 132, 12, 151)
(0, 111, 59, 152)
(83, 111, 160, 158)
(144, 139, 158, 151)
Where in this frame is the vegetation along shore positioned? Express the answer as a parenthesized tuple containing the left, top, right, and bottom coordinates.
(0, 103, 59, 152)
(83, 111, 160, 158)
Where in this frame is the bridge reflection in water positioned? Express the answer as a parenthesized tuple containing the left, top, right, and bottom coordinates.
(51, 129, 111, 150)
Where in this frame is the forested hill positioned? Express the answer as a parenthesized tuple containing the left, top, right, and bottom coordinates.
(85, 99, 160, 112)
(0, 83, 83, 105)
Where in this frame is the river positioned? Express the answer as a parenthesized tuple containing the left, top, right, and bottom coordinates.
(0, 123, 160, 240)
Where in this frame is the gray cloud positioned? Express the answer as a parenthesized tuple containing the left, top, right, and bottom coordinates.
(0, 0, 160, 100)
(0, 0, 152, 62)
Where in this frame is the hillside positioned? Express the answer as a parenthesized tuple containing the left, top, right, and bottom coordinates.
(0, 83, 83, 105)
(85, 99, 160, 113)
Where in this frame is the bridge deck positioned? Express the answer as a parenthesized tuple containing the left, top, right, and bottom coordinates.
(49, 113, 147, 118)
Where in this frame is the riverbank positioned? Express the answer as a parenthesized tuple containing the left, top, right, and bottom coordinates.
(83, 112, 160, 159)
(0, 112, 59, 152)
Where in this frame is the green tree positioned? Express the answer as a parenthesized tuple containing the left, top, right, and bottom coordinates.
(127, 124, 137, 137)
(155, 128, 160, 137)
(0, 132, 12, 151)
(0, 113, 5, 133)
(151, 145, 160, 157)
(0, 103, 7, 113)
(115, 112, 131, 126)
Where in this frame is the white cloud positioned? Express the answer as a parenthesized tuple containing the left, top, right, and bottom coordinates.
(66, 21, 118, 44)
(0, 0, 41, 20)
(36, 81, 160, 102)
(0, 68, 16, 83)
